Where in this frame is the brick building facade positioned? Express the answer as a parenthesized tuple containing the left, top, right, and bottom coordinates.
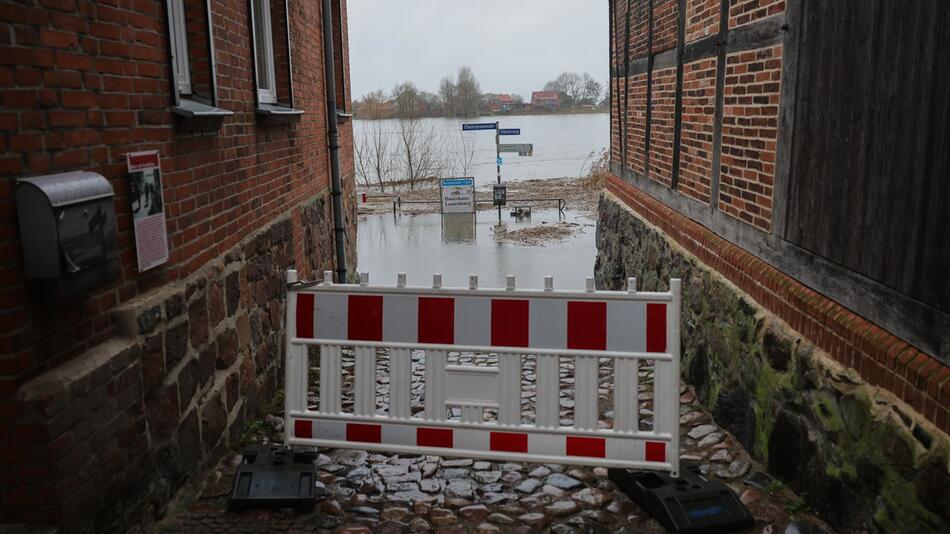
(602, 0, 948, 531)
(0, 0, 356, 530)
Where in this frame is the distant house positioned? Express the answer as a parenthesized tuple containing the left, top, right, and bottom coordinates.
(531, 91, 561, 110)
(357, 99, 396, 119)
(483, 93, 516, 113)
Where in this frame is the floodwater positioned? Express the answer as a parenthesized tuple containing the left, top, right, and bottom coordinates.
(356, 208, 597, 291)
(353, 113, 609, 187)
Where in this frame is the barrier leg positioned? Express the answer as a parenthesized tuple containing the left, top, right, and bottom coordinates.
(389, 348, 411, 419)
(574, 355, 599, 430)
(536, 354, 559, 428)
(614, 357, 639, 432)
(319, 345, 342, 414)
(284, 342, 308, 445)
(424, 350, 447, 421)
(354, 346, 377, 416)
(498, 353, 521, 426)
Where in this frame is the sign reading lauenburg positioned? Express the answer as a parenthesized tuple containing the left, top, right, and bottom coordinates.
(440, 178, 476, 213)
(462, 123, 497, 131)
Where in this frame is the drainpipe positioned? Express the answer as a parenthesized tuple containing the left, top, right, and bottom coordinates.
(322, 0, 347, 282)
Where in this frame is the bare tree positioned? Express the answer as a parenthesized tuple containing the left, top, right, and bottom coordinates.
(449, 123, 478, 177)
(355, 93, 397, 192)
(439, 76, 456, 117)
(355, 89, 388, 119)
(393, 81, 421, 119)
(455, 66, 481, 117)
(355, 118, 396, 193)
(396, 118, 445, 191)
(580, 73, 603, 105)
(545, 72, 584, 106)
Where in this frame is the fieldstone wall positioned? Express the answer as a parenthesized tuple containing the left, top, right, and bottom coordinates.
(12, 192, 344, 533)
(596, 193, 948, 533)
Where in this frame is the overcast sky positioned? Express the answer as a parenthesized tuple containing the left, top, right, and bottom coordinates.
(347, 1, 609, 101)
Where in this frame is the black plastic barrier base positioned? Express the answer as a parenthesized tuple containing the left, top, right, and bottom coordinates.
(608, 464, 754, 533)
(229, 446, 318, 509)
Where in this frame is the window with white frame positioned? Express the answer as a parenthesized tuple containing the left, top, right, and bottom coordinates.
(164, 0, 230, 128)
(251, 0, 278, 104)
(168, 0, 192, 95)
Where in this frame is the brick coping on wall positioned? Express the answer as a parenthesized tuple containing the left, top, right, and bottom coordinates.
(606, 175, 950, 434)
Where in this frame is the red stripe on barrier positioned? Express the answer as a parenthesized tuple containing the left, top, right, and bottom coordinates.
(294, 420, 312, 439)
(416, 427, 453, 448)
(566, 301, 607, 350)
(348, 295, 384, 341)
(295, 293, 314, 338)
(565, 436, 606, 458)
(645, 441, 666, 463)
(490, 431, 528, 453)
(418, 297, 455, 344)
(346, 423, 382, 443)
(646, 303, 667, 353)
(491, 299, 530, 347)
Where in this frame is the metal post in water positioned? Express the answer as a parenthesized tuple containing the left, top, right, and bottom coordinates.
(495, 121, 501, 224)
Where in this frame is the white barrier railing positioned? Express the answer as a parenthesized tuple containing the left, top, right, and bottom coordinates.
(284, 270, 682, 476)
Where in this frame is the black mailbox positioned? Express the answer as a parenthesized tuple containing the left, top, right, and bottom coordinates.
(493, 183, 507, 206)
(16, 171, 119, 300)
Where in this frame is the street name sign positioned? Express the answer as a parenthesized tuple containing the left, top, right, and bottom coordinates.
(440, 178, 475, 213)
(462, 123, 497, 131)
(499, 143, 534, 156)
(499, 128, 521, 136)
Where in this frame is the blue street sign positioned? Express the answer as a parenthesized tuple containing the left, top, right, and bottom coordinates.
(462, 123, 497, 131)
(441, 178, 474, 187)
(497, 156, 503, 165)
(499, 128, 521, 136)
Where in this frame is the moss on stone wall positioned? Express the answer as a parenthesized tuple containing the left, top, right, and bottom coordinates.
(596, 193, 949, 533)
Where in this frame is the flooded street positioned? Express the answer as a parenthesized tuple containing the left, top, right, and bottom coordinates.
(354, 113, 609, 187)
(357, 208, 597, 290)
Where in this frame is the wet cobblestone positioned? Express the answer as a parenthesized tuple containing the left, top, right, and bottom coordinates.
(152, 350, 830, 533)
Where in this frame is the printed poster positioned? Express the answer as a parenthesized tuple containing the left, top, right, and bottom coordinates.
(126, 150, 169, 272)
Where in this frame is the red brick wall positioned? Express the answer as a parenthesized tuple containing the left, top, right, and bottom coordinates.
(648, 67, 677, 187)
(0, 0, 353, 400)
(630, 0, 650, 60)
(719, 45, 782, 231)
(686, 0, 720, 43)
(678, 58, 717, 203)
(611, 78, 625, 166)
(626, 73, 648, 174)
(652, 0, 679, 53)
(729, 0, 785, 30)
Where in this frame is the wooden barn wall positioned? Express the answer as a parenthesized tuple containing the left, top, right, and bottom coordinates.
(783, 0, 950, 313)
(608, 0, 950, 360)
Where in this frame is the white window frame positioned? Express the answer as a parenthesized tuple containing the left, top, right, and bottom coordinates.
(168, 0, 192, 95)
(251, 0, 278, 104)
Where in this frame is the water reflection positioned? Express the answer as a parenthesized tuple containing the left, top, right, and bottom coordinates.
(357, 208, 596, 290)
(441, 213, 476, 243)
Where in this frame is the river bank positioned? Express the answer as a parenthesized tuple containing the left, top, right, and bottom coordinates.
(358, 175, 602, 216)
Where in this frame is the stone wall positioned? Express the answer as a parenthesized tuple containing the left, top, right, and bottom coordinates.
(596, 193, 948, 533)
(9, 191, 344, 532)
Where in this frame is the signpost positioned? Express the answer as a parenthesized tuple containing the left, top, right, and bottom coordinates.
(499, 143, 534, 156)
(461, 123, 497, 131)
(461, 121, 534, 222)
(440, 178, 475, 214)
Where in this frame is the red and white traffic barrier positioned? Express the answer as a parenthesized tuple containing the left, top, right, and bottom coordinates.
(284, 270, 682, 475)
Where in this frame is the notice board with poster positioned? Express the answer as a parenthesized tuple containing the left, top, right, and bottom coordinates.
(126, 150, 169, 272)
(440, 178, 476, 214)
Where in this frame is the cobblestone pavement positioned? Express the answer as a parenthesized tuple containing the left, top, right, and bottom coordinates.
(153, 350, 830, 533)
